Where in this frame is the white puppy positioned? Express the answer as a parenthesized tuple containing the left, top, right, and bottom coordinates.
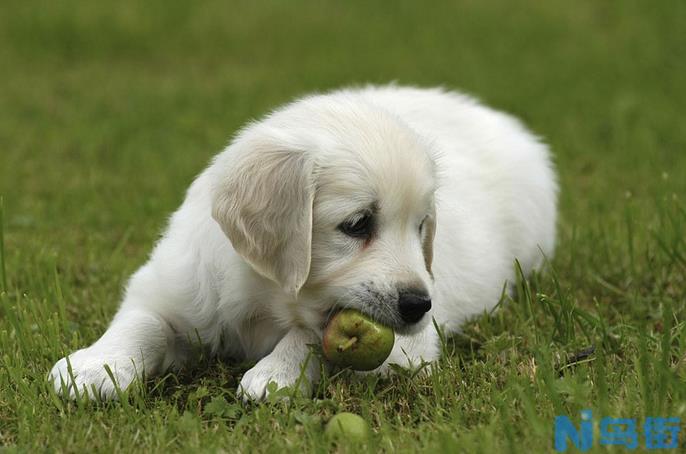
(50, 85, 557, 401)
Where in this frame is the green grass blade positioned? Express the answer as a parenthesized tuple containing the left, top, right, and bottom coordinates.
(0, 196, 7, 293)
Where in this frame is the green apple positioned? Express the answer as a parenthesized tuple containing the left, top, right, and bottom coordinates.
(324, 412, 371, 441)
(322, 309, 394, 371)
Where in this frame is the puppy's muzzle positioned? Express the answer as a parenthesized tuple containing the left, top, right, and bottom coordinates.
(397, 288, 432, 323)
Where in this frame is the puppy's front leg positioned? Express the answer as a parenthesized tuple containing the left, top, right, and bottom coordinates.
(49, 308, 172, 400)
(238, 327, 321, 401)
(376, 320, 441, 374)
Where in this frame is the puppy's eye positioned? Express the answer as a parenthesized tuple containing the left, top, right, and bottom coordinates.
(338, 212, 374, 239)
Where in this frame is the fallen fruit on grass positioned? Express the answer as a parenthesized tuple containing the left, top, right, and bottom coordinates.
(324, 412, 371, 441)
(322, 309, 394, 371)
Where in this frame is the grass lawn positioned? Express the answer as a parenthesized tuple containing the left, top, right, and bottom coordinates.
(1, 0, 685, 451)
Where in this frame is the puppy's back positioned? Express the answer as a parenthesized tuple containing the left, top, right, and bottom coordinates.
(358, 85, 557, 270)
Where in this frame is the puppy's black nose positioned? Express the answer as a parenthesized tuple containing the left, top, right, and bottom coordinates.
(398, 288, 432, 324)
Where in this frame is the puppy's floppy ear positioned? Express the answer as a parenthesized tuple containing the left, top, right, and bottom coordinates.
(422, 201, 437, 276)
(211, 142, 315, 295)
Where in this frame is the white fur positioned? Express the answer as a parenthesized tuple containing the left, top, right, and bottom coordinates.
(49, 85, 557, 401)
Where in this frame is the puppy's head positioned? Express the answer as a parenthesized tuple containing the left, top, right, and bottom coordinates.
(212, 96, 437, 332)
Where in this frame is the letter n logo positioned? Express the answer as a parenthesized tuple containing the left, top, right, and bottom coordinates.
(554, 409, 593, 452)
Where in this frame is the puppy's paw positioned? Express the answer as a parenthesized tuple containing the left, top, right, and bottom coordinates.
(49, 348, 138, 400)
(238, 355, 318, 402)
(371, 328, 441, 375)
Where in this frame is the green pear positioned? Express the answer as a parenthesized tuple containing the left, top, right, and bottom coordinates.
(322, 309, 394, 371)
(324, 412, 371, 441)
